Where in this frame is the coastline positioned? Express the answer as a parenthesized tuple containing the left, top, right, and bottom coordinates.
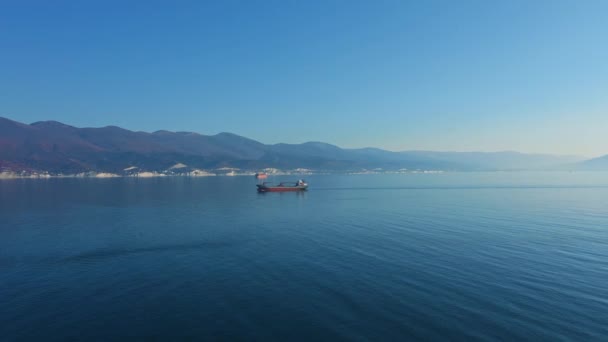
(0, 169, 444, 179)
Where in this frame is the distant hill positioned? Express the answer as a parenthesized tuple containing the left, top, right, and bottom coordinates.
(0, 117, 588, 174)
(578, 155, 608, 170)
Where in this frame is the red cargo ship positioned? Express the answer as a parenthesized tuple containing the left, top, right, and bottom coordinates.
(257, 180, 308, 192)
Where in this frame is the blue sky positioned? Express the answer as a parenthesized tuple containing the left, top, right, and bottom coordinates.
(1, 0, 607, 157)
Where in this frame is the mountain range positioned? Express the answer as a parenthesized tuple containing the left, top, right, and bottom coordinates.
(0, 117, 602, 174)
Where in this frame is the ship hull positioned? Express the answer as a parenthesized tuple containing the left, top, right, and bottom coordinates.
(257, 185, 308, 192)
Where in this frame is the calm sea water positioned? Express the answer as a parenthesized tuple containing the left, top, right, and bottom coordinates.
(1, 173, 608, 341)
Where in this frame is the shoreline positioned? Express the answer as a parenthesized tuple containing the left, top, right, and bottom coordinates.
(0, 170, 444, 179)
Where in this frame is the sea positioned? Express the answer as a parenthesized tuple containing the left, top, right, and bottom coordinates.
(1, 172, 607, 341)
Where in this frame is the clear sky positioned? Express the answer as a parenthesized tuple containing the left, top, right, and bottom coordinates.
(1, 0, 607, 157)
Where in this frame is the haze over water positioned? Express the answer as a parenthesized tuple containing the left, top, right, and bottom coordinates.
(1, 173, 608, 340)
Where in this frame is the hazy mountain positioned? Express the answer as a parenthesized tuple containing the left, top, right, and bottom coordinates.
(578, 155, 608, 170)
(396, 151, 583, 171)
(0, 117, 589, 173)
